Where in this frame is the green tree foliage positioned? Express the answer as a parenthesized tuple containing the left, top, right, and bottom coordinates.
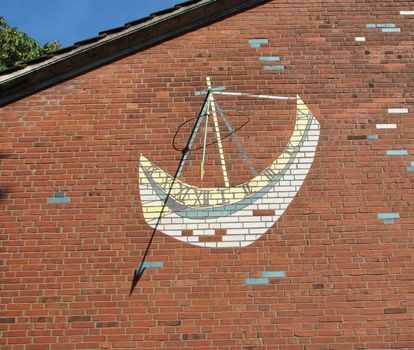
(0, 17, 61, 71)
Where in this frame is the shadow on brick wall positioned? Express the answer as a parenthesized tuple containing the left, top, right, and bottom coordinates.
(0, 188, 7, 200)
(0, 152, 11, 201)
(0, 152, 11, 160)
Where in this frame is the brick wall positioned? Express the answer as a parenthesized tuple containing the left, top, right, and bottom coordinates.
(1, 0, 414, 349)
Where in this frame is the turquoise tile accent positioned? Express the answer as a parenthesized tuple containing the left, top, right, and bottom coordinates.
(383, 219, 395, 225)
(248, 39, 269, 48)
(260, 56, 281, 61)
(367, 134, 379, 140)
(378, 213, 400, 220)
(376, 24, 390, 28)
(142, 262, 163, 269)
(207, 210, 234, 217)
(262, 271, 286, 278)
(386, 150, 408, 156)
(406, 166, 414, 173)
(411, 161, 414, 166)
(263, 65, 285, 70)
(47, 197, 70, 204)
(245, 278, 269, 285)
(367, 24, 397, 30)
(382, 28, 401, 33)
(48, 192, 70, 204)
(136, 261, 164, 275)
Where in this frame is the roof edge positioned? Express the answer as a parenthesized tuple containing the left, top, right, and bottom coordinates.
(0, 0, 270, 107)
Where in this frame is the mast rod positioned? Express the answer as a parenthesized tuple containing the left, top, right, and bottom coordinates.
(213, 91, 296, 100)
(207, 77, 230, 188)
(200, 108, 210, 180)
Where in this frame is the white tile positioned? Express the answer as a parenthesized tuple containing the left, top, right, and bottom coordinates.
(355, 37, 366, 42)
(224, 222, 246, 228)
(216, 216, 241, 223)
(203, 242, 218, 248)
(307, 135, 319, 142)
(400, 11, 414, 15)
(162, 224, 186, 230)
(235, 210, 254, 217)
(243, 222, 267, 228)
(388, 108, 408, 114)
(160, 229, 181, 236)
(244, 236, 262, 244)
(376, 124, 397, 129)
(217, 241, 240, 248)
(222, 235, 246, 241)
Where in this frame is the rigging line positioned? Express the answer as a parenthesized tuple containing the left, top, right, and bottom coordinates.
(130, 92, 211, 295)
(172, 116, 250, 153)
(213, 91, 296, 100)
(214, 101, 257, 177)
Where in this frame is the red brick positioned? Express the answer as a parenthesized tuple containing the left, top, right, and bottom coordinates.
(253, 210, 276, 216)
(198, 236, 223, 243)
(181, 230, 193, 236)
(1, 0, 414, 349)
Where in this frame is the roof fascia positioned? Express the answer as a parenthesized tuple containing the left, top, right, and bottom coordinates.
(0, 0, 269, 107)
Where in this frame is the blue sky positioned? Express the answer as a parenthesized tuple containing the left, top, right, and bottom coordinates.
(1, 0, 181, 47)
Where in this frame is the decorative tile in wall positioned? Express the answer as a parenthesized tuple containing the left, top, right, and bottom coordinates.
(139, 89, 320, 248)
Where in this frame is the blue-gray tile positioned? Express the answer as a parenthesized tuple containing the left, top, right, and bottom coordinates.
(262, 271, 286, 278)
(263, 65, 285, 70)
(248, 39, 269, 48)
(47, 197, 71, 204)
(386, 150, 408, 156)
(260, 56, 281, 62)
(382, 28, 401, 33)
(245, 278, 269, 285)
(378, 213, 400, 220)
(142, 261, 164, 269)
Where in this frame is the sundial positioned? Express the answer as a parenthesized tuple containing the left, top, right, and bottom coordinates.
(131, 76, 320, 292)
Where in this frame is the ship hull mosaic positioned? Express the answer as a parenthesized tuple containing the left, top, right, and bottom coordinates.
(139, 96, 320, 248)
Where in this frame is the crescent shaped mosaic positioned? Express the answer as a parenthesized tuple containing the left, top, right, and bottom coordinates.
(138, 77, 320, 248)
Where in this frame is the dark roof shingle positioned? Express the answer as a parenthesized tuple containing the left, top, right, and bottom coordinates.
(0, 0, 269, 107)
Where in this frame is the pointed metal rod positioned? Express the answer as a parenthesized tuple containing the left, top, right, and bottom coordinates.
(130, 92, 211, 295)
